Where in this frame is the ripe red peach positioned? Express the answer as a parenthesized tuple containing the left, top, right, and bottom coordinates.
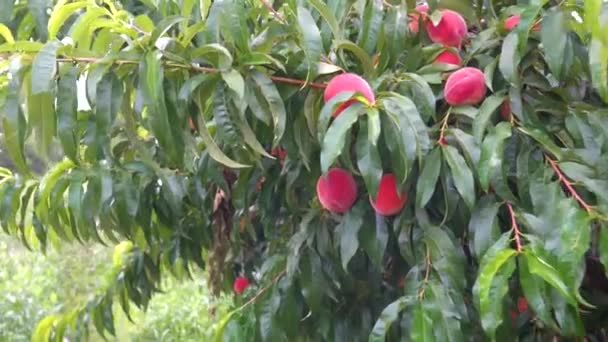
(233, 276, 250, 294)
(324, 73, 375, 118)
(408, 3, 429, 33)
(433, 50, 462, 66)
(316, 168, 358, 214)
(369, 174, 407, 216)
(444, 67, 487, 106)
(425, 10, 467, 47)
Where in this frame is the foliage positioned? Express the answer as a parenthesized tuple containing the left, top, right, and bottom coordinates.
(2, 0, 608, 340)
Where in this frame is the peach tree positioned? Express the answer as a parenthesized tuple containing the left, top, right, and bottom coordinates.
(1, 0, 608, 340)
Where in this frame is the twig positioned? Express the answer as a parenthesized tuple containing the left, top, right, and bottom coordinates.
(438, 108, 451, 146)
(506, 202, 523, 252)
(2, 54, 327, 90)
(236, 269, 286, 312)
(417, 245, 432, 299)
(546, 157, 593, 214)
(260, 0, 286, 24)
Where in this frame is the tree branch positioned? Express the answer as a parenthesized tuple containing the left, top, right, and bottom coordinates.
(506, 202, 523, 252)
(546, 157, 593, 214)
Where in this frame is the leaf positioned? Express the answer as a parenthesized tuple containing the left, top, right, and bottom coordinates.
(369, 296, 411, 342)
(27, 0, 50, 41)
(398, 73, 436, 121)
(320, 103, 362, 173)
(357, 0, 383, 55)
(499, 33, 520, 86)
(360, 213, 389, 267)
(468, 198, 500, 259)
(601, 227, 608, 279)
(473, 232, 517, 338)
(297, 6, 323, 82)
(57, 65, 79, 162)
(3, 62, 28, 175)
(337, 202, 364, 270)
(31, 41, 59, 94)
(48, 1, 88, 40)
(32, 314, 58, 342)
(306, 0, 342, 40)
(472, 94, 505, 143)
(589, 38, 608, 103)
(477, 122, 511, 192)
(335, 40, 376, 78)
(442, 145, 475, 209)
(524, 251, 576, 305)
(415, 147, 441, 208)
(250, 71, 287, 147)
(0, 23, 14, 43)
(519, 257, 558, 329)
(317, 91, 355, 143)
(95, 72, 123, 156)
(410, 302, 433, 342)
(190, 43, 233, 71)
(540, 8, 568, 80)
(356, 119, 382, 199)
(221, 69, 245, 99)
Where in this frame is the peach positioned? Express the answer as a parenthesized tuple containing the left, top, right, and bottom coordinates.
(233, 276, 250, 294)
(408, 3, 429, 33)
(425, 10, 467, 47)
(316, 168, 358, 214)
(324, 73, 375, 117)
(369, 174, 407, 216)
(444, 67, 487, 106)
(433, 50, 462, 66)
(504, 15, 540, 31)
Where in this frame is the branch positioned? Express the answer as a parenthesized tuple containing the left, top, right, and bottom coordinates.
(437, 108, 451, 146)
(2, 54, 327, 90)
(506, 202, 523, 252)
(417, 245, 432, 299)
(546, 157, 593, 214)
(260, 0, 286, 24)
(233, 270, 286, 312)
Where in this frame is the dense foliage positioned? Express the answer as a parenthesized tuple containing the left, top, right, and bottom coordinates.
(2, 0, 608, 340)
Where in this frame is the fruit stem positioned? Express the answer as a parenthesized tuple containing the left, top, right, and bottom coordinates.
(437, 108, 452, 146)
(506, 202, 523, 252)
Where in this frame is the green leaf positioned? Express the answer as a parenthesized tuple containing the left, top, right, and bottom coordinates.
(28, 0, 50, 41)
(31, 41, 59, 94)
(472, 94, 505, 143)
(519, 257, 558, 329)
(524, 251, 576, 305)
(442, 145, 475, 209)
(589, 38, 608, 103)
(0, 23, 15, 43)
(57, 65, 79, 162)
(410, 302, 433, 342)
(601, 227, 608, 279)
(540, 8, 568, 80)
(48, 1, 88, 40)
(32, 314, 58, 342)
(499, 33, 519, 86)
(473, 232, 517, 338)
(415, 147, 441, 208)
(306, 0, 342, 40)
(320, 103, 363, 172)
(335, 40, 376, 78)
(337, 202, 364, 270)
(221, 69, 245, 99)
(190, 43, 233, 71)
(369, 296, 411, 342)
(356, 118, 382, 199)
(297, 6, 323, 82)
(27, 89, 56, 155)
(468, 198, 500, 259)
(357, 0, 383, 55)
(477, 122, 511, 192)
(96, 72, 123, 156)
(317, 91, 355, 143)
(250, 71, 287, 147)
(360, 213, 389, 267)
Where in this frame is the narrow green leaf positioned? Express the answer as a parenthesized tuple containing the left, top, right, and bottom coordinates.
(221, 69, 245, 99)
(356, 119, 382, 200)
(338, 203, 364, 270)
(320, 103, 363, 172)
(357, 0, 383, 55)
(415, 147, 441, 208)
(31, 41, 59, 94)
(317, 91, 355, 143)
(335, 40, 376, 78)
(28, 0, 50, 41)
(306, 0, 342, 40)
(472, 94, 505, 143)
(0, 23, 14, 43)
(57, 65, 79, 162)
(477, 122, 511, 192)
(250, 71, 287, 147)
(3, 61, 29, 174)
(540, 8, 567, 80)
(411, 302, 433, 342)
(442, 145, 475, 209)
(297, 6, 323, 82)
(190, 43, 233, 71)
(48, 1, 88, 40)
(524, 251, 576, 305)
(499, 33, 519, 86)
(369, 296, 411, 342)
(468, 198, 500, 259)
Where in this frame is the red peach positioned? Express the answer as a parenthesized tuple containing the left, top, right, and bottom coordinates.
(369, 174, 407, 216)
(433, 50, 462, 66)
(316, 168, 358, 214)
(324, 73, 375, 118)
(233, 276, 250, 294)
(408, 3, 430, 33)
(500, 100, 511, 120)
(425, 10, 467, 47)
(517, 297, 528, 313)
(444, 67, 487, 106)
(504, 15, 540, 31)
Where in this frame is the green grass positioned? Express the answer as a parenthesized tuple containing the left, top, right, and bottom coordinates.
(0, 234, 231, 341)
